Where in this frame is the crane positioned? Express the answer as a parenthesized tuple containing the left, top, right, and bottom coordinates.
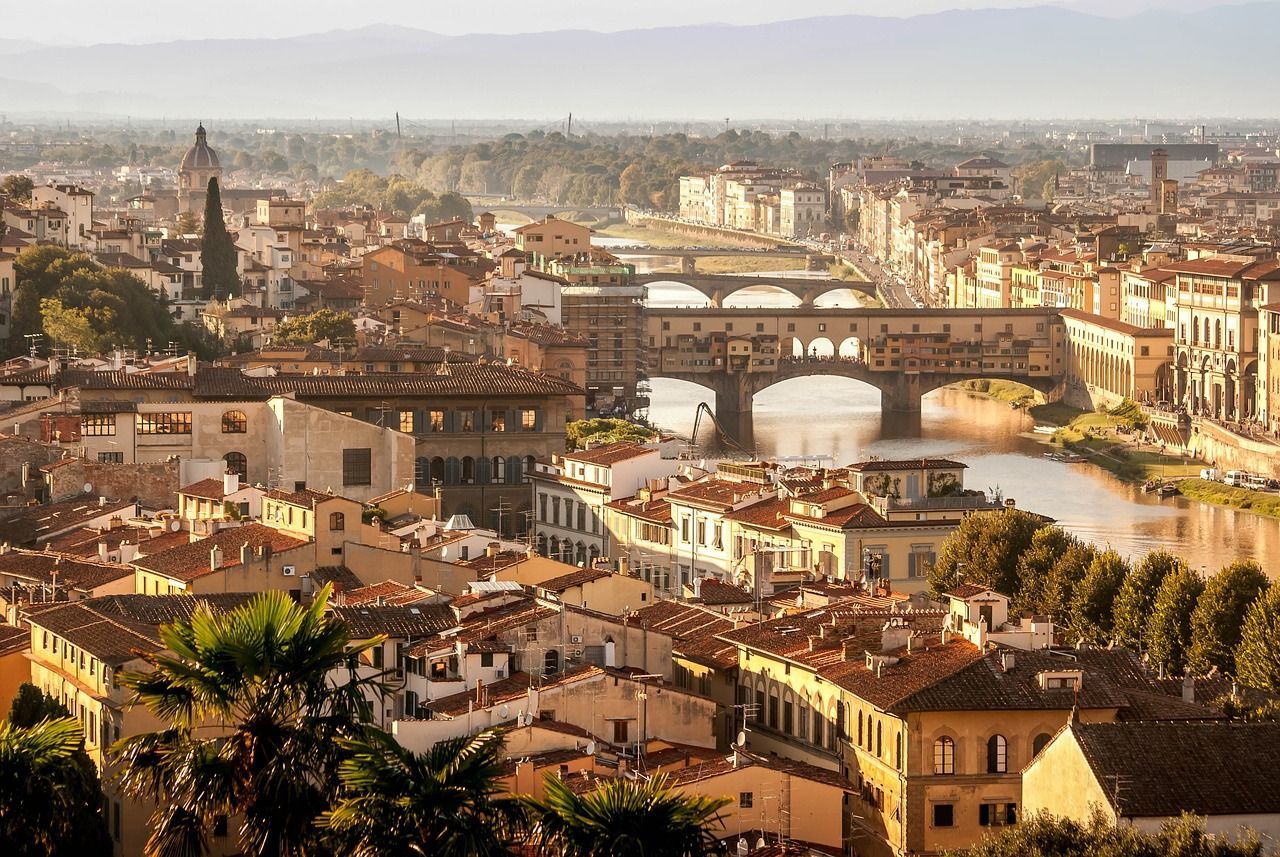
(689, 402, 753, 456)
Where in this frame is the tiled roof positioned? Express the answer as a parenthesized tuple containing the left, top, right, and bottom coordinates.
(425, 664, 603, 717)
(564, 441, 656, 466)
(667, 479, 774, 512)
(130, 524, 308, 582)
(309, 565, 365, 592)
(664, 749, 853, 791)
(0, 549, 133, 592)
(1070, 722, 1280, 817)
(605, 497, 672, 525)
(409, 597, 557, 654)
(0, 623, 29, 657)
(784, 502, 891, 531)
(506, 322, 590, 347)
(721, 497, 791, 530)
(0, 498, 138, 545)
(537, 568, 612, 592)
(329, 604, 455, 639)
(945, 583, 994, 599)
(339, 580, 430, 607)
(264, 488, 341, 508)
(180, 478, 238, 501)
(631, 601, 737, 669)
(692, 579, 753, 605)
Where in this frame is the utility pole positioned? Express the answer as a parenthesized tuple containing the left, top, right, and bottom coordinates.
(395, 112, 401, 139)
(567, 112, 573, 137)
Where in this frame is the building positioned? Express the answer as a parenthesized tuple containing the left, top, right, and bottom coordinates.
(1024, 722, 1280, 852)
(1060, 310, 1175, 409)
(30, 183, 94, 248)
(513, 216, 592, 266)
(361, 241, 493, 307)
(531, 442, 679, 565)
(177, 124, 222, 214)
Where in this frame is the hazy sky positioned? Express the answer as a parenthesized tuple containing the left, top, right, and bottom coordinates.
(4, 0, 1229, 43)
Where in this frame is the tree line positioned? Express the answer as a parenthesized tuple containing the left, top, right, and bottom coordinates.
(929, 510, 1279, 691)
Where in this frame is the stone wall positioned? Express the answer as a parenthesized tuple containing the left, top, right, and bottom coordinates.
(0, 436, 64, 504)
(45, 458, 180, 509)
(1190, 421, 1280, 478)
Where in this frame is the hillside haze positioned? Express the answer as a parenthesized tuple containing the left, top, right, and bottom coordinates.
(2, 3, 1278, 118)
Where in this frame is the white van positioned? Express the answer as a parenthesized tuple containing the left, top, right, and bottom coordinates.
(1245, 474, 1272, 490)
(1200, 468, 1220, 482)
(1224, 470, 1249, 487)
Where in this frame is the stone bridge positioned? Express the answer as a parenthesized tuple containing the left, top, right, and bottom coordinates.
(644, 306, 1067, 435)
(634, 274, 876, 307)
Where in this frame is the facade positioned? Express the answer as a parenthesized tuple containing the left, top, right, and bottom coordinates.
(1060, 310, 1176, 408)
(31, 183, 94, 248)
(177, 124, 222, 214)
(513, 216, 591, 266)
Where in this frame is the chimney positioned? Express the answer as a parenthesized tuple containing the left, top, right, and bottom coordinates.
(475, 678, 484, 706)
(0, 542, 9, 556)
(119, 541, 138, 564)
(98, 496, 107, 507)
(210, 546, 223, 571)
(1181, 675, 1195, 704)
(842, 638, 860, 662)
(97, 541, 109, 561)
(807, 635, 821, 652)
(240, 542, 252, 566)
(941, 628, 951, 644)
(186, 351, 198, 377)
(1000, 649, 1015, 673)
(224, 470, 240, 497)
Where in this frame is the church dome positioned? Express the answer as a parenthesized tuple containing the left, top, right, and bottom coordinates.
(180, 123, 220, 172)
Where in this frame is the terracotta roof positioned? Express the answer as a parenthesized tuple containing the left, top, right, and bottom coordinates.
(0, 623, 30, 657)
(564, 442, 656, 466)
(631, 601, 737, 669)
(425, 664, 603, 717)
(721, 497, 792, 530)
(410, 596, 558, 655)
(664, 749, 853, 791)
(946, 583, 995, 599)
(309, 565, 364, 591)
(264, 488, 341, 508)
(340, 580, 431, 607)
(506, 323, 590, 347)
(130, 524, 308, 582)
(0, 498, 138, 545)
(180, 478, 240, 501)
(667, 479, 774, 512)
(605, 497, 672, 525)
(0, 549, 133, 592)
(537, 568, 612, 592)
(329, 604, 455, 639)
(1163, 257, 1280, 279)
(784, 502, 892, 531)
(845, 458, 967, 473)
(692, 579, 753, 605)
(1069, 721, 1280, 817)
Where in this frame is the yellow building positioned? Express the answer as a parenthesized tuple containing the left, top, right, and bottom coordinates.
(513, 215, 591, 265)
(1061, 309, 1176, 409)
(716, 591, 1215, 856)
(1023, 722, 1280, 849)
(26, 594, 250, 857)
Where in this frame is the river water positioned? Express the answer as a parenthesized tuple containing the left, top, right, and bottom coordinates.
(624, 251, 1280, 571)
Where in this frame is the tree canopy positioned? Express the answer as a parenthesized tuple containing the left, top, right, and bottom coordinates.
(271, 308, 357, 345)
(955, 810, 1261, 857)
(565, 418, 657, 451)
(1112, 550, 1184, 651)
(313, 169, 474, 222)
(1236, 584, 1280, 693)
(1145, 566, 1206, 676)
(927, 509, 1048, 598)
(1188, 560, 1268, 677)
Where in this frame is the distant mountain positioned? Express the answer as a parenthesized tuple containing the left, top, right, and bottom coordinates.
(2, 4, 1278, 119)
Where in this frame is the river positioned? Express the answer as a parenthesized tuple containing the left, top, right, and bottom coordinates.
(624, 251, 1280, 571)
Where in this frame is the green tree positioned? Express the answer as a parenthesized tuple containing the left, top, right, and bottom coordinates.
(565, 418, 657, 451)
(175, 209, 201, 236)
(114, 586, 385, 856)
(955, 810, 1260, 856)
(322, 728, 524, 856)
(1015, 527, 1076, 616)
(929, 509, 1048, 598)
(1187, 560, 1268, 677)
(1145, 567, 1206, 676)
(8, 244, 97, 354)
(1112, 550, 1185, 651)
(522, 772, 730, 857)
(8, 682, 71, 726)
(1235, 584, 1280, 693)
(1040, 541, 1096, 626)
(1068, 549, 1129, 645)
(0, 174, 35, 202)
(200, 177, 241, 299)
(0, 716, 112, 857)
(271, 308, 357, 345)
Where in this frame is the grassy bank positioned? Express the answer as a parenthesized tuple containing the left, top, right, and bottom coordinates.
(1024, 401, 1199, 482)
(1175, 478, 1280, 519)
(828, 262, 870, 282)
(952, 379, 1040, 407)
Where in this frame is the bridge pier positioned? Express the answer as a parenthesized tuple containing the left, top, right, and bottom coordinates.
(681, 256, 697, 276)
(709, 289, 723, 308)
(880, 375, 925, 413)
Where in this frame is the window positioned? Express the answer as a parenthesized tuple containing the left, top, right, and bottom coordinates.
(490, 411, 506, 432)
(521, 409, 537, 431)
(1032, 733, 1052, 756)
(224, 452, 247, 479)
(399, 410, 415, 432)
(480, 652, 494, 668)
(987, 734, 1008, 773)
(933, 736, 955, 774)
(979, 803, 1017, 826)
(429, 410, 445, 432)
(136, 412, 192, 435)
(81, 414, 115, 436)
(221, 410, 247, 433)
(459, 411, 475, 432)
(329, 512, 345, 531)
(613, 719, 629, 744)
(739, 792, 754, 808)
(98, 452, 123, 464)
(933, 804, 955, 828)
(342, 448, 372, 486)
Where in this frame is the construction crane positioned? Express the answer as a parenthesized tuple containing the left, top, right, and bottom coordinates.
(689, 402, 753, 456)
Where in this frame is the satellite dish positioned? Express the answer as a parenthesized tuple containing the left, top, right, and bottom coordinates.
(83, 482, 94, 494)
(169, 520, 181, 532)
(523, 712, 534, 726)
(497, 704, 510, 719)
(585, 740, 597, 756)
(736, 731, 746, 748)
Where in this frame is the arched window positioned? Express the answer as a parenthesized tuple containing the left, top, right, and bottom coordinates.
(329, 512, 345, 531)
(987, 734, 1008, 773)
(507, 456, 524, 485)
(223, 452, 247, 479)
(857, 710, 864, 746)
(221, 410, 247, 433)
(430, 457, 445, 484)
(933, 736, 955, 775)
(461, 456, 475, 484)
(1032, 733, 1052, 757)
(475, 456, 492, 485)
(544, 649, 560, 676)
(835, 701, 846, 741)
(876, 720, 883, 758)
(493, 456, 506, 482)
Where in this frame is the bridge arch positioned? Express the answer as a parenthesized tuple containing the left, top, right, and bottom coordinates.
(807, 337, 835, 358)
(723, 284, 803, 308)
(838, 336, 862, 359)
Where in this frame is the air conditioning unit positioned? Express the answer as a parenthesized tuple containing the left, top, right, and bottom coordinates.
(282, 565, 296, 576)
(570, 634, 583, 644)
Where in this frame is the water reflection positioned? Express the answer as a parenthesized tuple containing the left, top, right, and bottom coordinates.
(647, 377, 1280, 571)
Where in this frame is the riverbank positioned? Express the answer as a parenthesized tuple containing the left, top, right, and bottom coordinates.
(1175, 478, 1280, 520)
(1030, 401, 1200, 483)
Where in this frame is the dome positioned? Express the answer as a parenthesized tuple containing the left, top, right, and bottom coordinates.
(180, 123, 220, 172)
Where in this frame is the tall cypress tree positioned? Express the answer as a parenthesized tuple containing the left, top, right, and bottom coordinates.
(200, 177, 240, 299)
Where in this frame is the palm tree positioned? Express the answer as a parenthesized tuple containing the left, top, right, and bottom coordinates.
(114, 585, 386, 856)
(523, 772, 731, 857)
(0, 716, 110, 857)
(322, 728, 524, 856)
